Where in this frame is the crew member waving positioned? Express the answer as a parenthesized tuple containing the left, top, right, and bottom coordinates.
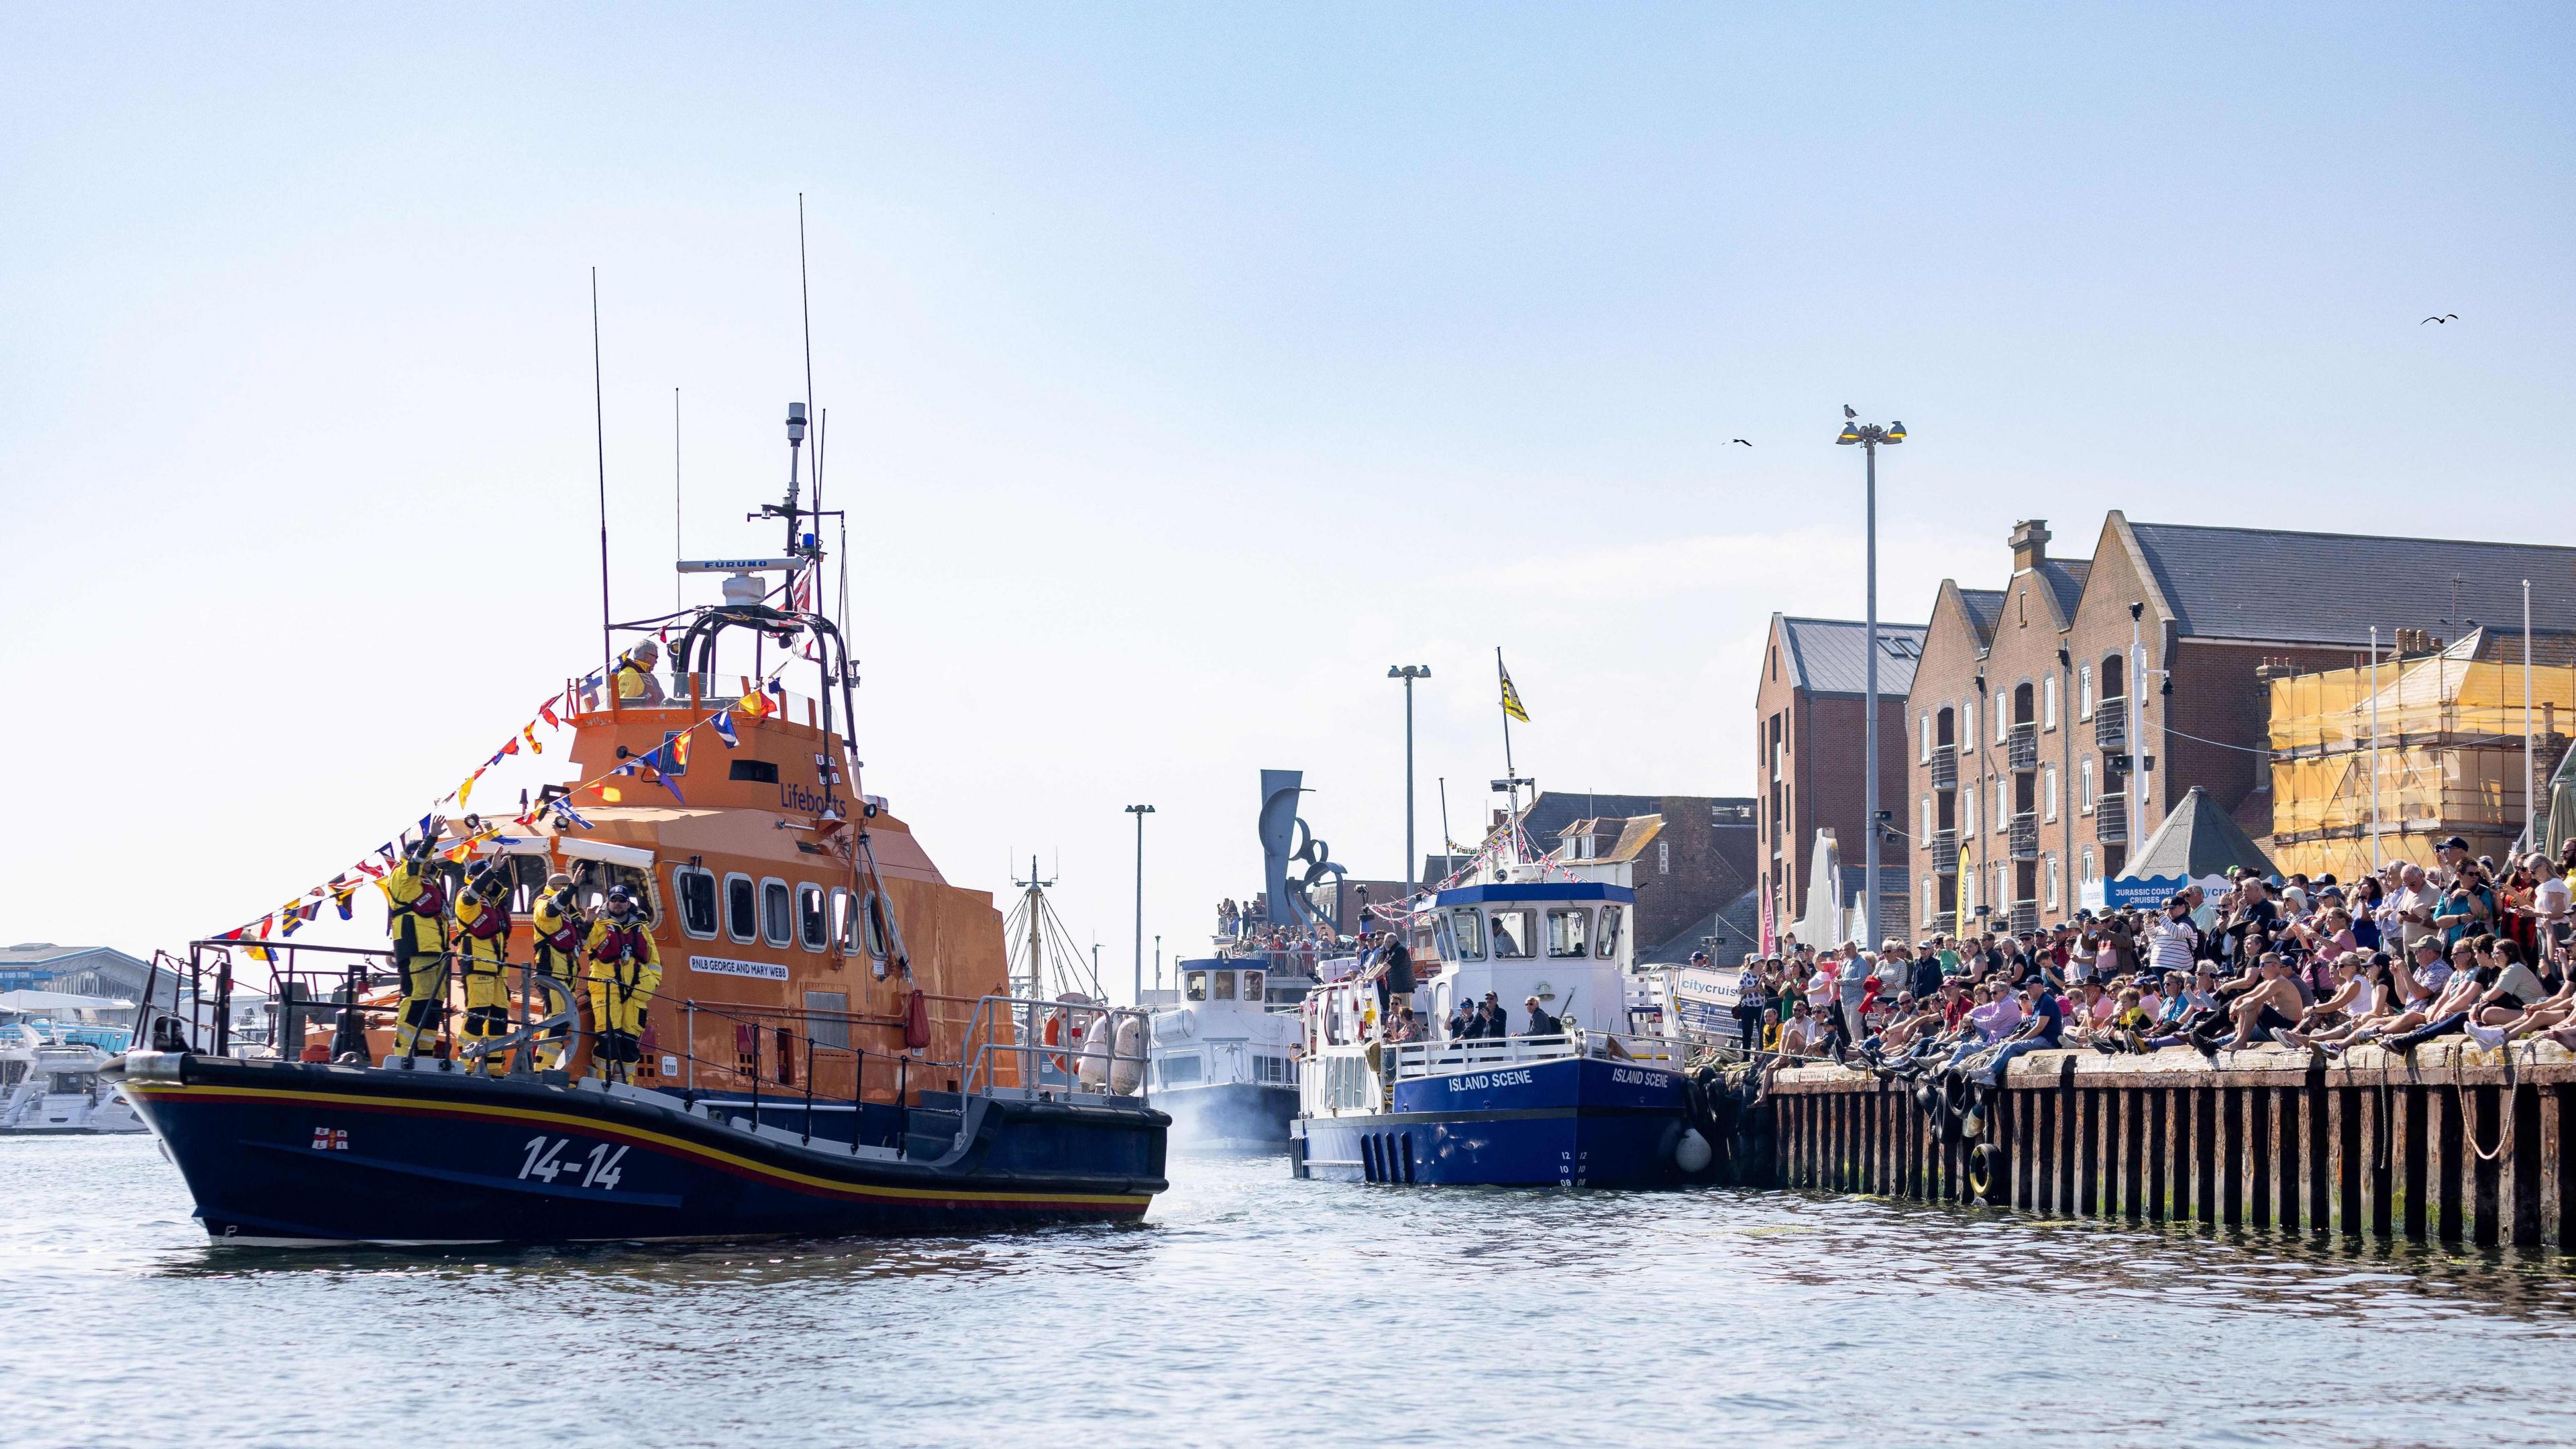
(453, 865, 515, 1075)
(384, 831, 451, 1061)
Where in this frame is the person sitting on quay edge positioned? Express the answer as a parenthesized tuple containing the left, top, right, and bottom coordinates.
(2196, 951, 2306, 1053)
(1778, 1000, 1818, 1058)
(1523, 995, 1562, 1037)
(1970, 980, 2064, 1087)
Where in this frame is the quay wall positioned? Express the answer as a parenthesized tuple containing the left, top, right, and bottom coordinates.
(1761, 1043, 2576, 1249)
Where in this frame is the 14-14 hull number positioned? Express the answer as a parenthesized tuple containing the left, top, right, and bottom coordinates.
(519, 1135, 629, 1190)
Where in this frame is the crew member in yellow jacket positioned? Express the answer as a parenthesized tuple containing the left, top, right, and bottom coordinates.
(452, 868, 514, 1075)
(586, 885, 660, 1080)
(384, 837, 451, 1060)
(528, 872, 584, 1071)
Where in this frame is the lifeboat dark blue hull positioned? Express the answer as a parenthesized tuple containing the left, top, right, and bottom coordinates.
(1291, 1054, 1690, 1187)
(115, 1053, 1166, 1246)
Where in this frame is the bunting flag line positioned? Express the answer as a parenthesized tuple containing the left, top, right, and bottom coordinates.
(205, 651, 802, 947)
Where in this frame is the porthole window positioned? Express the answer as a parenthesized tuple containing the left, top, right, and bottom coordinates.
(797, 883, 827, 951)
(673, 866, 718, 939)
(724, 873, 757, 943)
(760, 877, 792, 949)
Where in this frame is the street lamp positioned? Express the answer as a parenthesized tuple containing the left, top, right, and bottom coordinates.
(1124, 804, 1155, 1005)
(1835, 412, 1906, 949)
(1389, 665, 1432, 902)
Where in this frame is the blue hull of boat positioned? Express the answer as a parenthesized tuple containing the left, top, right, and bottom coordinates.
(117, 1053, 1167, 1246)
(1291, 1055, 1688, 1187)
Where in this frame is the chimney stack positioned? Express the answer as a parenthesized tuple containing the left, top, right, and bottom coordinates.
(2008, 519, 2052, 573)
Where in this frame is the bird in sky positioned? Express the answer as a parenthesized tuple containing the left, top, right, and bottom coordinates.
(1843, 404, 1857, 419)
(2421, 313, 2459, 324)
(1729, 438, 1752, 447)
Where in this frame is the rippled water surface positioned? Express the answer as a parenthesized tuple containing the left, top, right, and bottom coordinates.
(9, 1134, 2576, 1448)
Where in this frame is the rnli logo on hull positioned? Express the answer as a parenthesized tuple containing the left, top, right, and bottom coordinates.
(689, 955, 790, 981)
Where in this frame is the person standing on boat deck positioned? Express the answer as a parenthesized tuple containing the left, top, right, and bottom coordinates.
(1479, 991, 1510, 1038)
(452, 865, 515, 1075)
(1523, 996, 1561, 1036)
(614, 640, 666, 706)
(528, 873, 584, 1070)
(1371, 931, 1415, 1017)
(384, 830, 451, 1061)
(586, 885, 661, 1080)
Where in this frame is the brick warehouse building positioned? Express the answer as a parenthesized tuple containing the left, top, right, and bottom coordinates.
(1907, 513, 2576, 940)
(1754, 614, 1923, 950)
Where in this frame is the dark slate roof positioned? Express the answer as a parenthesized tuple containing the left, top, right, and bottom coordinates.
(1959, 589, 2006, 643)
(1640, 888, 1764, 966)
(1518, 792, 1667, 851)
(2123, 786, 2279, 881)
(1776, 615, 1929, 696)
(2127, 521, 2576, 647)
(2031, 559, 2091, 623)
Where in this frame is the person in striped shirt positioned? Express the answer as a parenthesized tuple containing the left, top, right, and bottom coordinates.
(2148, 896, 2201, 977)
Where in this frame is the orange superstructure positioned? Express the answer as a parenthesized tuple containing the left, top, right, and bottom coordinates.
(524, 682, 1010, 1097)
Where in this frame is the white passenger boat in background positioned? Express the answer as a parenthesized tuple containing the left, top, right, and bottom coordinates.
(1150, 957, 1305, 1150)
(0, 1017, 146, 1134)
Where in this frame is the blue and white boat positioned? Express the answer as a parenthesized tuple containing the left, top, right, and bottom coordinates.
(1289, 873, 1710, 1187)
(1148, 957, 1303, 1150)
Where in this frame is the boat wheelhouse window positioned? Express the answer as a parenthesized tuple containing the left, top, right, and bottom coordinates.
(829, 887, 855, 950)
(1448, 908, 1485, 961)
(1597, 904, 1624, 959)
(1161, 1053, 1203, 1086)
(760, 879, 792, 948)
(804, 991, 849, 1050)
(796, 884, 827, 951)
(1211, 971, 1236, 1001)
(729, 759, 780, 784)
(674, 866, 719, 938)
(1546, 908, 1591, 959)
(724, 873, 757, 943)
(860, 892, 892, 969)
(1489, 908, 1534, 959)
(578, 861, 660, 924)
(1185, 971, 1208, 1001)
(1242, 969, 1263, 1002)
(1254, 1053, 1294, 1085)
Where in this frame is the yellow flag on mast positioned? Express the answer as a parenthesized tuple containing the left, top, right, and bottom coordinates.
(1498, 655, 1530, 722)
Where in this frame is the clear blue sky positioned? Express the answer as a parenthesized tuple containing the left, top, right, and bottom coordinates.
(3, 5, 2569, 982)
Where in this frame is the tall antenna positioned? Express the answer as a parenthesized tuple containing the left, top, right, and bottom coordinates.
(798, 194, 819, 606)
(591, 268, 612, 694)
(672, 386, 683, 612)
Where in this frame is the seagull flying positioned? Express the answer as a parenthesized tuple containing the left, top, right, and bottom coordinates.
(2421, 313, 2458, 324)
(1729, 438, 1752, 447)
(1843, 404, 1857, 419)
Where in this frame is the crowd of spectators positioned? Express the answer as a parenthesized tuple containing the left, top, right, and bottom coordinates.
(1729, 835, 2576, 1083)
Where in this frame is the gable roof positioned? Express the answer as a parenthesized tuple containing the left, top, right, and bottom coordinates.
(1774, 614, 1928, 696)
(2123, 518, 2576, 647)
(2029, 558, 2091, 625)
(1958, 588, 2006, 644)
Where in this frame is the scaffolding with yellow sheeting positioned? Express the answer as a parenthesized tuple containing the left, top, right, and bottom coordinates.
(2265, 641, 2573, 879)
